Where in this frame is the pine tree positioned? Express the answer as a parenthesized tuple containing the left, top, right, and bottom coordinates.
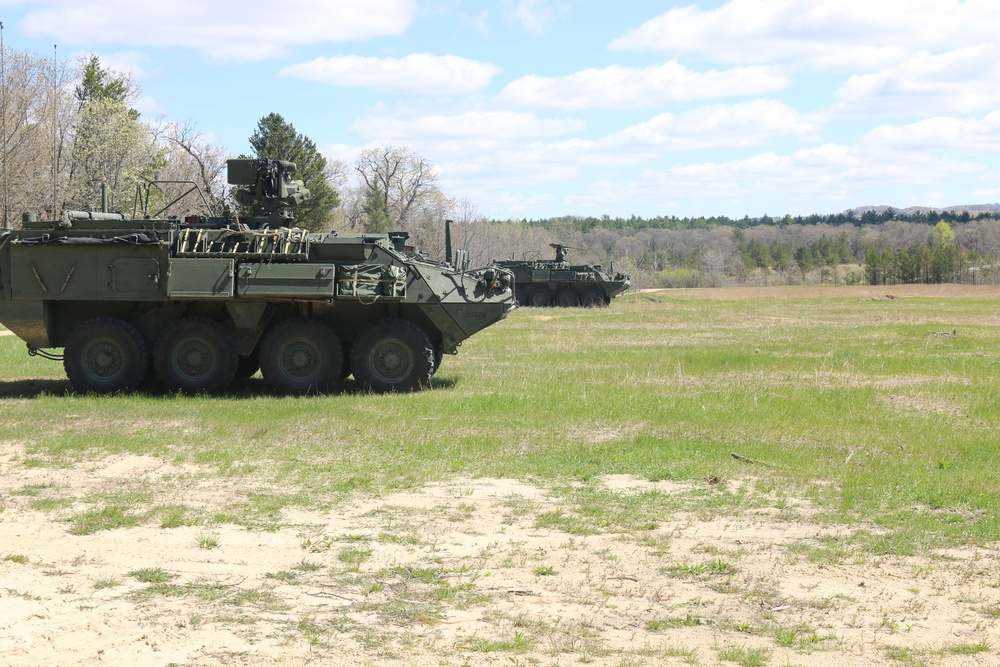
(74, 56, 137, 118)
(245, 113, 339, 231)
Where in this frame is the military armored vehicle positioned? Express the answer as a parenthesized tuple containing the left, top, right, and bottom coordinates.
(496, 244, 630, 307)
(0, 158, 515, 394)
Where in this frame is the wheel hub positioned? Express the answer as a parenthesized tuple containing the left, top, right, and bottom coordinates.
(177, 341, 213, 377)
(373, 340, 412, 381)
(87, 342, 122, 378)
(283, 343, 318, 376)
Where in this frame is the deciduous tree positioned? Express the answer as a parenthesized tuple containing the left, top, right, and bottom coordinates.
(353, 144, 441, 233)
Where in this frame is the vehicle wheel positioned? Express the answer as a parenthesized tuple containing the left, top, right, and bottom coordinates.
(555, 288, 580, 307)
(153, 317, 238, 394)
(234, 349, 260, 380)
(432, 343, 444, 375)
(515, 286, 528, 306)
(260, 318, 342, 395)
(64, 317, 148, 394)
(351, 318, 434, 393)
(528, 286, 551, 307)
(581, 288, 606, 308)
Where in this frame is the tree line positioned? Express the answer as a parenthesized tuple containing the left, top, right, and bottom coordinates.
(0, 48, 451, 242)
(3, 47, 999, 289)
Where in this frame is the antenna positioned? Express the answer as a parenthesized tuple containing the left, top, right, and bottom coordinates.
(1, 22, 7, 229)
(52, 44, 57, 218)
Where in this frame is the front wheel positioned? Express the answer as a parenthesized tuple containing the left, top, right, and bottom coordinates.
(432, 343, 444, 375)
(351, 318, 434, 393)
(153, 317, 238, 394)
(64, 317, 148, 394)
(581, 288, 606, 308)
(260, 318, 342, 395)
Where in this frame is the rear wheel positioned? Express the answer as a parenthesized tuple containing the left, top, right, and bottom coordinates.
(555, 288, 580, 307)
(351, 318, 434, 393)
(528, 286, 551, 307)
(153, 317, 238, 394)
(260, 318, 342, 395)
(581, 288, 606, 308)
(64, 317, 148, 394)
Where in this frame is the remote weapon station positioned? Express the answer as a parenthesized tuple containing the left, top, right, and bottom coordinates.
(0, 158, 515, 394)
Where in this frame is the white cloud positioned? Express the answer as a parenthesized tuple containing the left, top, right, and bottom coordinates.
(351, 110, 584, 140)
(20, 0, 417, 61)
(468, 10, 490, 35)
(608, 100, 822, 152)
(501, 0, 564, 34)
(279, 54, 501, 96)
(609, 0, 1000, 71)
(513, 0, 553, 34)
(861, 113, 1000, 154)
(420, 101, 830, 209)
(496, 61, 789, 111)
(544, 143, 984, 217)
(834, 46, 1000, 117)
(80, 50, 152, 80)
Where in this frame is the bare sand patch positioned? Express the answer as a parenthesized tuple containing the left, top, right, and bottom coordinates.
(1, 458, 997, 666)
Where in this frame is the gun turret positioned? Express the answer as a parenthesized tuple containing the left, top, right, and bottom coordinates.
(228, 158, 310, 227)
(549, 243, 571, 263)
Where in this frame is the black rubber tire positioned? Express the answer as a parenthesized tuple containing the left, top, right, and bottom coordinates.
(581, 288, 606, 308)
(351, 318, 434, 393)
(153, 317, 238, 394)
(528, 286, 551, 307)
(515, 286, 528, 307)
(432, 343, 444, 375)
(260, 318, 342, 395)
(64, 317, 148, 394)
(555, 288, 580, 307)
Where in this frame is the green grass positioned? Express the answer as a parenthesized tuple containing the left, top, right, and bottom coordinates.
(717, 643, 772, 666)
(462, 631, 531, 653)
(196, 532, 220, 549)
(92, 576, 121, 590)
(129, 567, 174, 583)
(3, 289, 1000, 551)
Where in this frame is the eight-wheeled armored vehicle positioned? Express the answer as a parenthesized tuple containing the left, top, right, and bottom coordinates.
(496, 244, 630, 307)
(0, 158, 515, 394)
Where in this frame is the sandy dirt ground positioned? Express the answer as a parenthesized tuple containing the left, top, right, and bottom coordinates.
(1, 454, 998, 666)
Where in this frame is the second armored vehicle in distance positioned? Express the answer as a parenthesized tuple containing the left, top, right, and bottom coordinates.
(0, 158, 515, 395)
(496, 244, 630, 307)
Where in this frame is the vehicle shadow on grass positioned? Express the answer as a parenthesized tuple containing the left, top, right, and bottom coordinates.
(0, 375, 459, 399)
(0, 378, 73, 398)
(225, 375, 459, 397)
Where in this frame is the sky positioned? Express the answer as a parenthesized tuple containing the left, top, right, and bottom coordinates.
(3, 0, 1000, 220)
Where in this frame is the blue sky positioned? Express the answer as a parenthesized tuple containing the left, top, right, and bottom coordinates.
(4, 0, 1000, 219)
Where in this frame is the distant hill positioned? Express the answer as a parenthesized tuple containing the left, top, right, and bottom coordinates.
(853, 203, 1000, 216)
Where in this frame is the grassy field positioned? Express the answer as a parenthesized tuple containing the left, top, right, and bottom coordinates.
(3, 285, 1000, 665)
(2, 285, 1000, 548)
